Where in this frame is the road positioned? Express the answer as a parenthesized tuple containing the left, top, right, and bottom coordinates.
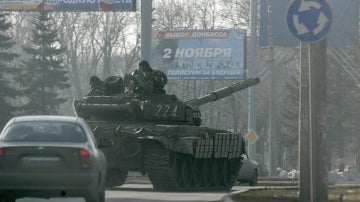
(17, 183, 250, 202)
(17, 176, 299, 202)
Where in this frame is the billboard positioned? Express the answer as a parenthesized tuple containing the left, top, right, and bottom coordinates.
(0, 0, 136, 12)
(260, 0, 358, 46)
(152, 29, 246, 80)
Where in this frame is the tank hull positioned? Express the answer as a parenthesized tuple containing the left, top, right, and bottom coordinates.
(87, 121, 244, 191)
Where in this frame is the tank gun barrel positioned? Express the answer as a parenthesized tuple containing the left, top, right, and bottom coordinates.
(185, 77, 260, 106)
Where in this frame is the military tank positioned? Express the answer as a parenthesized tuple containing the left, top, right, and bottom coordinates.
(73, 74, 260, 191)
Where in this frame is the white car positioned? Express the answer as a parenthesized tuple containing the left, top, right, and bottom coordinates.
(238, 153, 259, 186)
(0, 115, 112, 202)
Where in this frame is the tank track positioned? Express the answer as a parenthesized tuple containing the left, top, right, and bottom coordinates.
(106, 169, 128, 189)
(144, 143, 241, 191)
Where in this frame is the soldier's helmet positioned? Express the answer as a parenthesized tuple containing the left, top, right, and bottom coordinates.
(138, 60, 153, 72)
(90, 76, 101, 85)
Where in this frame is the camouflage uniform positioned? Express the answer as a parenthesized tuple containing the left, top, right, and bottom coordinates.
(88, 76, 105, 96)
(126, 61, 154, 94)
(125, 60, 168, 95)
(152, 70, 167, 94)
(104, 76, 124, 95)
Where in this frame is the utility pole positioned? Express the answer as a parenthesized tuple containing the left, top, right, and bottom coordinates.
(309, 39, 328, 202)
(299, 42, 310, 201)
(140, 0, 153, 62)
(299, 40, 328, 202)
(248, 0, 257, 158)
(267, 0, 278, 176)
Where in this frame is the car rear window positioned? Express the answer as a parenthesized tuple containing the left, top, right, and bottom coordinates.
(1, 121, 87, 143)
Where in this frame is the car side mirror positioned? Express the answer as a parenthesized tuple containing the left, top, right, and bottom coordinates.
(98, 138, 113, 148)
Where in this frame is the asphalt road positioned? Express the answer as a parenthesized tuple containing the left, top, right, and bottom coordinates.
(16, 176, 299, 202)
(17, 184, 250, 202)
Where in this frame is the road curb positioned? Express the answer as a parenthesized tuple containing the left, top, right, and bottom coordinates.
(220, 195, 234, 202)
(220, 189, 250, 202)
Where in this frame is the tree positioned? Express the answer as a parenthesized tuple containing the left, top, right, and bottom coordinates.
(279, 68, 299, 170)
(327, 47, 360, 170)
(0, 13, 19, 128)
(219, 0, 250, 28)
(16, 12, 70, 115)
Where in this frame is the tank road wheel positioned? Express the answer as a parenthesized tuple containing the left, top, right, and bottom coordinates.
(216, 159, 225, 186)
(222, 159, 232, 187)
(170, 153, 183, 187)
(223, 158, 241, 190)
(212, 159, 221, 186)
(202, 159, 213, 187)
(181, 157, 193, 188)
(192, 159, 203, 187)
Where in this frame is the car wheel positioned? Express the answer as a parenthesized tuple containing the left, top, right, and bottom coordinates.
(249, 170, 258, 186)
(0, 195, 15, 202)
(86, 187, 105, 202)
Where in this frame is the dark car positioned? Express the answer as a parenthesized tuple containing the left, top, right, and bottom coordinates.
(0, 115, 112, 202)
(238, 153, 259, 186)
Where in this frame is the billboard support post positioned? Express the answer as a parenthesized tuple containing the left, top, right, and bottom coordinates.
(267, 0, 278, 176)
(248, 0, 257, 159)
(141, 0, 153, 62)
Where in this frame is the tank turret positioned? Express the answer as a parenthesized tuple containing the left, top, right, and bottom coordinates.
(73, 77, 259, 126)
(73, 67, 260, 191)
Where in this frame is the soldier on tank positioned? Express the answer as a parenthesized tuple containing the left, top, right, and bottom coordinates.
(104, 76, 125, 95)
(88, 76, 105, 95)
(152, 70, 167, 94)
(129, 60, 154, 94)
(125, 60, 168, 95)
(88, 75, 125, 96)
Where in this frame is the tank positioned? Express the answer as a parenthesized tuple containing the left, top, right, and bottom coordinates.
(73, 76, 260, 191)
